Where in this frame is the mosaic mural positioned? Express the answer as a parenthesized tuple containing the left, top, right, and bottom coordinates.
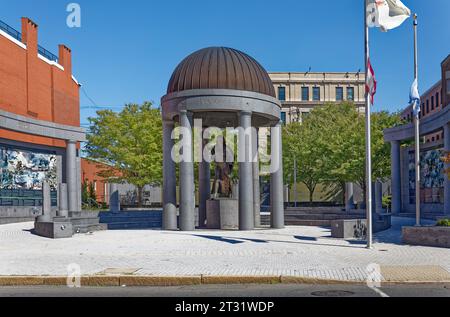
(0, 147, 57, 190)
(409, 148, 445, 204)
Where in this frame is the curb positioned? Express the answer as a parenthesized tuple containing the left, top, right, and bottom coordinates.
(1, 275, 448, 287)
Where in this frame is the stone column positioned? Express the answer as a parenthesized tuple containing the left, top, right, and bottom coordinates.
(239, 111, 254, 230)
(198, 140, 211, 228)
(390, 140, 402, 214)
(58, 183, 69, 218)
(66, 140, 78, 213)
(375, 181, 383, 214)
(252, 128, 261, 228)
(444, 123, 450, 215)
(163, 120, 178, 230)
(109, 183, 120, 213)
(37, 182, 52, 223)
(345, 183, 354, 212)
(179, 110, 195, 231)
(271, 120, 285, 229)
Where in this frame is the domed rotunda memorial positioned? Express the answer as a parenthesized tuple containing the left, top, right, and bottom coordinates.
(161, 47, 284, 231)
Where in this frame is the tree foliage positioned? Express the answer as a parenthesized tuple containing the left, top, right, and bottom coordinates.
(283, 102, 402, 202)
(84, 102, 163, 205)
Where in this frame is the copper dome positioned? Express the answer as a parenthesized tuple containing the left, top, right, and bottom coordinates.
(167, 47, 275, 98)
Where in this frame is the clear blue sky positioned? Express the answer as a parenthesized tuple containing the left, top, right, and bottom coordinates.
(2, 0, 450, 126)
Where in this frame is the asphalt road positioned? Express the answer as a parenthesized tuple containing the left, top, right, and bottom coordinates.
(0, 283, 449, 297)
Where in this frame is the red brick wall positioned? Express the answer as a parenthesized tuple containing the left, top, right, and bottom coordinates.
(442, 55, 450, 108)
(81, 159, 110, 203)
(0, 17, 80, 149)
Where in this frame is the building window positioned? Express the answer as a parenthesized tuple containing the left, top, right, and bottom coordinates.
(281, 112, 287, 125)
(312, 87, 320, 101)
(301, 87, 309, 101)
(431, 96, 435, 110)
(437, 134, 440, 141)
(426, 100, 429, 114)
(302, 112, 310, 120)
(336, 87, 344, 101)
(278, 87, 286, 101)
(347, 87, 355, 101)
(436, 92, 440, 107)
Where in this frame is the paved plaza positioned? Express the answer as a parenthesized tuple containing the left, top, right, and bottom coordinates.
(0, 217, 449, 283)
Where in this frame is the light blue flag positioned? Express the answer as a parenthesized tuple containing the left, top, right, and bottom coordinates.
(410, 78, 420, 116)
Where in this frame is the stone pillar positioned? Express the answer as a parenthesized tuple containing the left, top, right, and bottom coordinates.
(284, 185, 290, 207)
(271, 121, 285, 229)
(163, 120, 178, 230)
(375, 181, 383, 214)
(179, 110, 195, 231)
(37, 182, 52, 223)
(58, 183, 69, 218)
(109, 183, 120, 213)
(444, 123, 450, 215)
(390, 140, 402, 214)
(76, 156, 82, 212)
(239, 111, 254, 230)
(345, 183, 354, 212)
(66, 140, 78, 213)
(252, 128, 261, 228)
(198, 143, 211, 228)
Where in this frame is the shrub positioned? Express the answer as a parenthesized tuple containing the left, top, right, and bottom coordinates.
(436, 219, 450, 227)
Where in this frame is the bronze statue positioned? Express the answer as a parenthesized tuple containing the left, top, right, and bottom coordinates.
(211, 136, 234, 198)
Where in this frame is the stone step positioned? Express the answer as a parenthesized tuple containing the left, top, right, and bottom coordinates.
(70, 217, 100, 226)
(100, 211, 162, 217)
(106, 221, 162, 230)
(397, 213, 445, 221)
(100, 216, 162, 223)
(73, 223, 108, 234)
(285, 214, 365, 221)
(69, 211, 100, 218)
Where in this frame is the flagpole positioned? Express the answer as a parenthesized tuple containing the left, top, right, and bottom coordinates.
(364, 0, 373, 249)
(413, 14, 421, 227)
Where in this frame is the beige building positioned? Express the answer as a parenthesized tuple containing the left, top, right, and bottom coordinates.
(269, 72, 366, 124)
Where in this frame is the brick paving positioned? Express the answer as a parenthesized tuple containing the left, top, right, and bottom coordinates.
(0, 217, 449, 282)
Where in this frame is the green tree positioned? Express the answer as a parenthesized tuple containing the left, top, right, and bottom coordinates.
(88, 181, 97, 203)
(81, 180, 89, 205)
(284, 121, 326, 204)
(85, 102, 163, 207)
(283, 103, 402, 204)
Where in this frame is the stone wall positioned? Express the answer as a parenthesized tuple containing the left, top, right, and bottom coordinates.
(403, 226, 450, 248)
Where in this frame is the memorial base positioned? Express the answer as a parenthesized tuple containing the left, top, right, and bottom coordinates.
(206, 199, 239, 230)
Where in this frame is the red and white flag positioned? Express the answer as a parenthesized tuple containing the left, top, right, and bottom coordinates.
(366, 59, 377, 105)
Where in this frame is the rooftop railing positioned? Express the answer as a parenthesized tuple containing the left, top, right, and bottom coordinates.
(0, 19, 59, 63)
(0, 19, 21, 41)
(38, 45, 59, 63)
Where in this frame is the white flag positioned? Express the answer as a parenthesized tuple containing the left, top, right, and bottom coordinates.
(410, 78, 420, 116)
(367, 0, 411, 32)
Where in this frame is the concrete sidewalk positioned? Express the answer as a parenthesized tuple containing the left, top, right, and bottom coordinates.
(0, 217, 449, 285)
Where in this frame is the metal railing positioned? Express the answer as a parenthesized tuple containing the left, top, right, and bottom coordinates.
(0, 19, 58, 63)
(0, 19, 21, 41)
(38, 45, 58, 63)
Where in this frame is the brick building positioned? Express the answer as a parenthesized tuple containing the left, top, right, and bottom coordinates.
(385, 54, 450, 216)
(0, 17, 85, 223)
